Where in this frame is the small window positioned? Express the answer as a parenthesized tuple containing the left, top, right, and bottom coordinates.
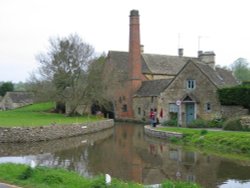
(122, 104, 127, 112)
(169, 103, 179, 112)
(122, 96, 126, 101)
(138, 107, 141, 115)
(151, 96, 154, 103)
(205, 103, 211, 112)
(187, 80, 196, 89)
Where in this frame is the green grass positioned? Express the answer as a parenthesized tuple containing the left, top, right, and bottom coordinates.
(158, 127, 250, 160)
(0, 163, 201, 188)
(0, 102, 103, 127)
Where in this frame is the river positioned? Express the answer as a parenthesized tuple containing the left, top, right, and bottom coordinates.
(0, 123, 250, 188)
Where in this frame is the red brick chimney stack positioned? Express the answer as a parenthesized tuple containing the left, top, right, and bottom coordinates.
(129, 10, 141, 80)
(126, 10, 142, 118)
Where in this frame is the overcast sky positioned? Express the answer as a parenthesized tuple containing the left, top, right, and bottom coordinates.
(1, 0, 250, 82)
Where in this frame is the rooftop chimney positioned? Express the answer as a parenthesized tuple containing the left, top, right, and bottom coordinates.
(129, 9, 141, 79)
(198, 51, 216, 69)
(178, 48, 183, 57)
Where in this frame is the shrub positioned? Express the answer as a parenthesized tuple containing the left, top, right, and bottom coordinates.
(218, 85, 250, 109)
(162, 119, 178, 127)
(200, 129, 208, 135)
(169, 136, 178, 143)
(188, 119, 207, 128)
(223, 118, 243, 131)
(19, 166, 33, 180)
(207, 118, 224, 128)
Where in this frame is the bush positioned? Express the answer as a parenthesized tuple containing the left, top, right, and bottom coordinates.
(19, 166, 34, 180)
(207, 118, 224, 128)
(223, 118, 243, 131)
(200, 129, 208, 135)
(218, 85, 250, 109)
(162, 119, 178, 127)
(188, 119, 207, 128)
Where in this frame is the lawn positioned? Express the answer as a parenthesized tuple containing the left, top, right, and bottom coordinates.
(0, 102, 102, 127)
(0, 163, 201, 188)
(158, 127, 250, 159)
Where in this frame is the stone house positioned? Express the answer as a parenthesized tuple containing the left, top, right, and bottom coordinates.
(0, 91, 34, 110)
(104, 10, 238, 125)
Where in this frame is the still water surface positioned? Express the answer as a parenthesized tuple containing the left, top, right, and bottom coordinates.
(0, 123, 250, 188)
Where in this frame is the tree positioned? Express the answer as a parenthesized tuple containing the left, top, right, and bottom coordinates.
(30, 34, 95, 115)
(0, 82, 14, 96)
(231, 58, 250, 82)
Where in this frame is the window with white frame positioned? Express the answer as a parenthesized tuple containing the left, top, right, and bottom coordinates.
(169, 103, 179, 113)
(187, 79, 196, 89)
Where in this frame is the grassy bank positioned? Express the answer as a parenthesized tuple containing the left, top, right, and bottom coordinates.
(0, 163, 201, 188)
(158, 127, 250, 160)
(0, 102, 102, 127)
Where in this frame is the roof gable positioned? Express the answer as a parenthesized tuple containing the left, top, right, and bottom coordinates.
(135, 79, 172, 97)
(5, 92, 34, 103)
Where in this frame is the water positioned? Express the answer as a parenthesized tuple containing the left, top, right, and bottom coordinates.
(0, 123, 250, 188)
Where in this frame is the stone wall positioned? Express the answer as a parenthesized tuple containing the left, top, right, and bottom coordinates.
(240, 116, 250, 128)
(0, 119, 114, 143)
(144, 125, 183, 139)
(221, 105, 249, 118)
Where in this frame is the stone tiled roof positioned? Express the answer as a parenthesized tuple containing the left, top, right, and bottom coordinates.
(107, 51, 238, 91)
(5, 92, 34, 103)
(107, 51, 196, 75)
(194, 61, 238, 87)
(141, 53, 193, 75)
(135, 79, 173, 97)
(107, 51, 129, 71)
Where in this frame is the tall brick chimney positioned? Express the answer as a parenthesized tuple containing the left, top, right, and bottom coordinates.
(129, 9, 141, 82)
(127, 9, 142, 118)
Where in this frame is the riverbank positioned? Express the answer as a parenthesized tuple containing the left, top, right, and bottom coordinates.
(145, 126, 250, 161)
(0, 163, 201, 188)
(0, 119, 114, 143)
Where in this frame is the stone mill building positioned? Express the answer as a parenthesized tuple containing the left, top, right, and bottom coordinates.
(103, 10, 238, 126)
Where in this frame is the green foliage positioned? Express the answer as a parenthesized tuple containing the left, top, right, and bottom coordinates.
(218, 85, 250, 109)
(158, 127, 250, 157)
(231, 58, 250, 82)
(0, 81, 14, 96)
(188, 119, 207, 128)
(200, 129, 208, 135)
(0, 102, 103, 127)
(162, 118, 178, 127)
(223, 118, 250, 131)
(19, 166, 34, 180)
(0, 163, 201, 188)
(207, 118, 224, 128)
(162, 180, 201, 188)
(43, 174, 63, 184)
(169, 136, 178, 143)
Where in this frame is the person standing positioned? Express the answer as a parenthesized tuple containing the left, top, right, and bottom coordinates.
(149, 108, 154, 127)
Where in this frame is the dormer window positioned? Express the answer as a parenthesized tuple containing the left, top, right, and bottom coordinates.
(187, 80, 196, 90)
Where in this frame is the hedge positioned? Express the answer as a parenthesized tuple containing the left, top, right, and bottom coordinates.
(217, 85, 250, 109)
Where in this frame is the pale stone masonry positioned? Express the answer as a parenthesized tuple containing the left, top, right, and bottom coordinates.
(0, 119, 114, 143)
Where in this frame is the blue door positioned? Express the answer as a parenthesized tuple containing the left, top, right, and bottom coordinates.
(186, 103, 195, 125)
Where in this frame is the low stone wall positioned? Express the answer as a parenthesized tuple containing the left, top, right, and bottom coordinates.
(240, 116, 250, 128)
(144, 125, 183, 139)
(0, 119, 114, 143)
(221, 105, 249, 118)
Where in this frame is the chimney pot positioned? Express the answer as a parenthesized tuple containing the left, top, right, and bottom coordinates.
(130, 10, 139, 16)
(178, 48, 183, 57)
(140, 45, 144, 53)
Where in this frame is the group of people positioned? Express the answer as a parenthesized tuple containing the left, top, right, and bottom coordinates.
(149, 108, 158, 127)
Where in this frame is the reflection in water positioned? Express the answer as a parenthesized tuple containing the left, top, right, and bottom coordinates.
(0, 123, 250, 188)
